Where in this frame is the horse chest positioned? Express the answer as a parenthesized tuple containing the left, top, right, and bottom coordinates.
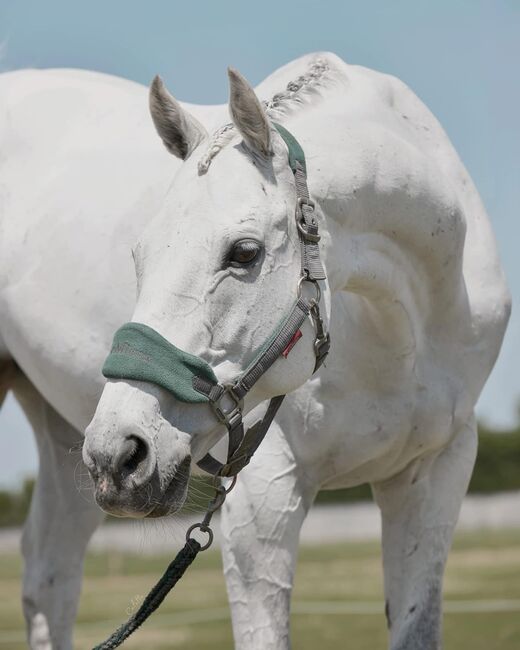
(282, 354, 466, 489)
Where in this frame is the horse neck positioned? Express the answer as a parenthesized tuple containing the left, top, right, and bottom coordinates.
(286, 101, 464, 370)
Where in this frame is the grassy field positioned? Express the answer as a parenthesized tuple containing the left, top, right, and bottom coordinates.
(1, 529, 519, 649)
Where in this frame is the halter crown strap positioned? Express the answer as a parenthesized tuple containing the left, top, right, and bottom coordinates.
(272, 123, 306, 174)
(274, 122, 326, 281)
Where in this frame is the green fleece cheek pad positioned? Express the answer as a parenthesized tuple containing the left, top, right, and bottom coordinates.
(102, 322, 218, 403)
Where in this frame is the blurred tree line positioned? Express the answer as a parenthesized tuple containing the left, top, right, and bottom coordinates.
(1, 418, 519, 526)
(0, 478, 34, 527)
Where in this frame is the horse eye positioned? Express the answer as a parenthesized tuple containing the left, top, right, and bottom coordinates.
(228, 239, 261, 267)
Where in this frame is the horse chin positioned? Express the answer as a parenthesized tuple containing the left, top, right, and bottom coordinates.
(93, 456, 191, 519)
(93, 483, 155, 519)
(146, 456, 191, 518)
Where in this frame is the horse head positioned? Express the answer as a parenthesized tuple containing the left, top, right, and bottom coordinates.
(83, 68, 329, 517)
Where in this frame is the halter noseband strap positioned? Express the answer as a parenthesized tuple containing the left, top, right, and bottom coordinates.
(102, 123, 330, 478)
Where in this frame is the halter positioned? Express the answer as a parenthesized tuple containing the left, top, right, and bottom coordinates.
(102, 123, 330, 477)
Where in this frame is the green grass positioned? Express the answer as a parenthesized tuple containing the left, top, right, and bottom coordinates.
(1, 529, 519, 648)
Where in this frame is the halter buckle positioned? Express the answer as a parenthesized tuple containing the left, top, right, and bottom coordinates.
(296, 197, 320, 242)
(210, 384, 243, 428)
(298, 196, 315, 210)
(297, 219, 321, 243)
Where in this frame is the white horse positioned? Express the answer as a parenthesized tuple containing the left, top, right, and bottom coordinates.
(0, 52, 510, 649)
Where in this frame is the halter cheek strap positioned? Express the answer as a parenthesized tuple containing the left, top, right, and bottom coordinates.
(102, 123, 330, 477)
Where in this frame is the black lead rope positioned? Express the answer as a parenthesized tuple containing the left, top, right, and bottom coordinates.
(92, 479, 233, 649)
(93, 539, 201, 650)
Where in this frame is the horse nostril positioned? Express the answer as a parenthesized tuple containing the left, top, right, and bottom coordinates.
(115, 435, 151, 482)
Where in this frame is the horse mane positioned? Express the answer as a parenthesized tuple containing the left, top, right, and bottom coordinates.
(197, 57, 332, 174)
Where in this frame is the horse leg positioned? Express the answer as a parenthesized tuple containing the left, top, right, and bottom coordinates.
(371, 418, 478, 650)
(220, 421, 315, 650)
(12, 374, 104, 650)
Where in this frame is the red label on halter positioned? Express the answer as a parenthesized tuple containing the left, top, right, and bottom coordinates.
(282, 329, 303, 358)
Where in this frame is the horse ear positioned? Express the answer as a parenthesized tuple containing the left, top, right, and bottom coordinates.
(227, 67, 271, 157)
(149, 75, 207, 160)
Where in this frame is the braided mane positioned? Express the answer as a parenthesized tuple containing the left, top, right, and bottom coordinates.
(198, 57, 331, 174)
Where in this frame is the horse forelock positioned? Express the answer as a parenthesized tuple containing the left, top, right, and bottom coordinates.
(197, 56, 334, 175)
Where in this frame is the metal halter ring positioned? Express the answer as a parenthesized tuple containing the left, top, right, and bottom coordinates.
(297, 275, 321, 304)
(186, 523, 214, 551)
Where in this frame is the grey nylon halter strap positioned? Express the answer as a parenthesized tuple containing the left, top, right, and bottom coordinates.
(195, 123, 330, 477)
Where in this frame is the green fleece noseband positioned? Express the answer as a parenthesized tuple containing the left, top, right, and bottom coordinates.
(102, 322, 217, 403)
(102, 299, 301, 404)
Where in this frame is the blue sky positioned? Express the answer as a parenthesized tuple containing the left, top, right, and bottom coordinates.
(0, 0, 518, 486)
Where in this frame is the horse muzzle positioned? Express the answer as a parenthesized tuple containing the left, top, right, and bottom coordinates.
(83, 413, 191, 518)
